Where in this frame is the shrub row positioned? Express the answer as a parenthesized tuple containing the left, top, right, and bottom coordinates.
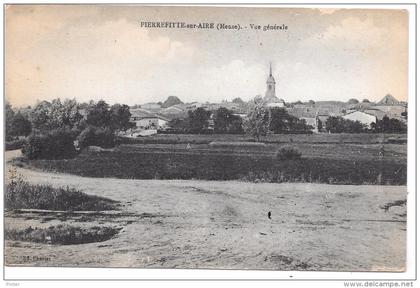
(5, 176, 119, 211)
(21, 126, 117, 160)
(5, 225, 121, 245)
(22, 129, 77, 160)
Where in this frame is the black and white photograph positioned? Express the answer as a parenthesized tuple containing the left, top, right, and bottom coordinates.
(2, 3, 417, 284)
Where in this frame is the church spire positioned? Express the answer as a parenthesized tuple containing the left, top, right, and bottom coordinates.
(269, 62, 272, 76)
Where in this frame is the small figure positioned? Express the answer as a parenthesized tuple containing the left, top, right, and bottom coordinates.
(379, 145, 385, 156)
(186, 143, 191, 150)
(268, 211, 272, 219)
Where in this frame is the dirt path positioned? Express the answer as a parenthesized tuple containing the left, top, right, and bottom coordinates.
(5, 151, 407, 271)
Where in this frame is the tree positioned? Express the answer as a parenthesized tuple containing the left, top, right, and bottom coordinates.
(168, 118, 188, 133)
(371, 116, 407, 133)
(30, 101, 54, 131)
(86, 100, 111, 128)
(243, 101, 269, 141)
(30, 99, 83, 131)
(109, 104, 134, 131)
(10, 112, 32, 137)
(5, 103, 16, 140)
(77, 126, 116, 148)
(229, 117, 244, 134)
(162, 96, 183, 108)
(325, 116, 365, 133)
(268, 108, 313, 134)
(186, 107, 211, 134)
(214, 107, 243, 134)
(232, 97, 244, 105)
(61, 99, 83, 130)
(22, 129, 77, 160)
(362, 99, 370, 103)
(347, 98, 359, 104)
(308, 100, 315, 105)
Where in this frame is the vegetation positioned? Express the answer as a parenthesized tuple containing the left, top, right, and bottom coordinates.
(6, 103, 32, 140)
(22, 129, 77, 160)
(370, 116, 407, 133)
(119, 133, 406, 145)
(25, 150, 406, 185)
(30, 99, 83, 132)
(347, 98, 359, 104)
(269, 108, 313, 134)
(85, 100, 134, 131)
(276, 147, 302, 160)
(78, 126, 116, 149)
(5, 172, 119, 211)
(232, 97, 244, 104)
(11, 99, 136, 159)
(243, 101, 270, 141)
(325, 116, 366, 133)
(5, 138, 27, 151)
(186, 107, 212, 134)
(213, 107, 243, 134)
(5, 225, 121, 245)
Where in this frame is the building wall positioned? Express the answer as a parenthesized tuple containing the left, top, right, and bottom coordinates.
(342, 111, 376, 125)
(132, 117, 169, 130)
(266, 102, 285, 108)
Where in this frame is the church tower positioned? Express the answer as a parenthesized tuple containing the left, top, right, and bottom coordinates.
(263, 62, 285, 108)
(265, 62, 276, 99)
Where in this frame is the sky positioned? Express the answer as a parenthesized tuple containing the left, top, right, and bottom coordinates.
(5, 5, 408, 107)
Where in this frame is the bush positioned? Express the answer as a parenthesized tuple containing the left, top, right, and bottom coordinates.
(276, 147, 302, 160)
(5, 225, 121, 245)
(5, 173, 118, 211)
(22, 129, 77, 160)
(5, 138, 26, 151)
(78, 126, 116, 149)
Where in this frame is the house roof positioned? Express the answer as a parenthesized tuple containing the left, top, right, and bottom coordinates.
(343, 110, 376, 118)
(377, 94, 400, 105)
(130, 109, 170, 121)
(263, 95, 284, 104)
(362, 108, 387, 120)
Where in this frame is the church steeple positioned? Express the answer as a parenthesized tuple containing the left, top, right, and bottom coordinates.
(265, 62, 276, 98)
(263, 62, 285, 108)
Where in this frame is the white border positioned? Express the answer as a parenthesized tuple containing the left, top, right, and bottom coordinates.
(1, 1, 417, 284)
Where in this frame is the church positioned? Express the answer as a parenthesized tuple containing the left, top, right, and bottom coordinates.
(263, 63, 286, 108)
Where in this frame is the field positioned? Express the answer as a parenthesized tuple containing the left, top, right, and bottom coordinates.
(5, 161, 406, 270)
(4, 133, 407, 270)
(18, 133, 407, 185)
(120, 133, 407, 145)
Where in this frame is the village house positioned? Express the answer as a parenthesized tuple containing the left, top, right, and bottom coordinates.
(130, 108, 170, 130)
(342, 110, 377, 126)
(140, 102, 162, 112)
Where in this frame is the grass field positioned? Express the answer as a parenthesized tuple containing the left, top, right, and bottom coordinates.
(120, 133, 407, 145)
(16, 133, 407, 185)
(18, 147, 405, 185)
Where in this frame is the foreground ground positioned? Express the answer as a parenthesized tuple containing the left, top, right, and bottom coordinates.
(5, 151, 406, 271)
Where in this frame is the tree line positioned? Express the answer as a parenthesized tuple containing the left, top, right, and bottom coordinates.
(324, 115, 406, 134)
(167, 105, 314, 138)
(6, 99, 134, 159)
(5, 97, 407, 159)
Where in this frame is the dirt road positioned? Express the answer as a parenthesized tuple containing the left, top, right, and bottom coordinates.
(5, 151, 406, 271)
